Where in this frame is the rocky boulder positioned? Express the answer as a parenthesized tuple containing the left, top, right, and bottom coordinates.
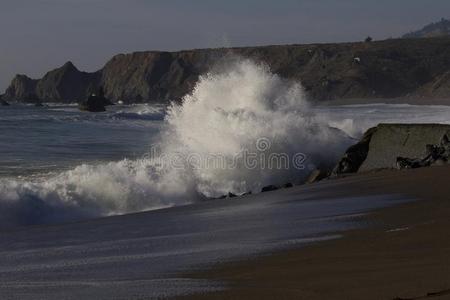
(78, 95, 106, 112)
(332, 127, 377, 175)
(0, 98, 9, 106)
(307, 169, 328, 183)
(261, 185, 279, 193)
(333, 123, 450, 175)
(78, 88, 112, 112)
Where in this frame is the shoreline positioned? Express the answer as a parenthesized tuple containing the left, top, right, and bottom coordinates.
(177, 165, 450, 300)
(320, 97, 450, 106)
(3, 97, 450, 107)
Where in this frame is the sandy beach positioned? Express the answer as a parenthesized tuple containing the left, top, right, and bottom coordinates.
(179, 165, 450, 300)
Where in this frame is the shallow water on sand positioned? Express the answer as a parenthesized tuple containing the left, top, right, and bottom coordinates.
(0, 182, 410, 299)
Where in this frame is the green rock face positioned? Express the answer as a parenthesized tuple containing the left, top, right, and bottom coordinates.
(360, 124, 450, 172)
(333, 124, 450, 175)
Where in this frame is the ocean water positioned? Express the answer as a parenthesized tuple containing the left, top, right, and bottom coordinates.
(3, 102, 449, 179)
(0, 103, 165, 178)
(0, 59, 450, 227)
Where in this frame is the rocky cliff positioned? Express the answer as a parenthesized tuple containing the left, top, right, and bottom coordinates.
(3, 75, 39, 102)
(3, 62, 100, 103)
(35, 61, 100, 102)
(4, 37, 450, 103)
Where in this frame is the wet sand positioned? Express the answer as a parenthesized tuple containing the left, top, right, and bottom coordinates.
(179, 165, 450, 300)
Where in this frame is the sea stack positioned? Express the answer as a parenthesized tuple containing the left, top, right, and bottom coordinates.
(78, 87, 111, 112)
(0, 95, 9, 106)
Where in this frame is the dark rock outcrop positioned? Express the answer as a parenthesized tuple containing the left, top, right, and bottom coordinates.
(333, 124, 450, 175)
(78, 88, 111, 112)
(4, 38, 450, 103)
(36, 62, 101, 103)
(4, 63, 100, 103)
(332, 127, 376, 175)
(0, 97, 9, 106)
(397, 134, 450, 169)
(34, 101, 44, 107)
(78, 94, 106, 112)
(306, 169, 328, 183)
(416, 70, 450, 98)
(261, 185, 279, 193)
(3, 75, 38, 102)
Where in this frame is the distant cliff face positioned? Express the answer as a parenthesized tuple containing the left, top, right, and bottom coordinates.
(4, 38, 450, 103)
(101, 51, 203, 103)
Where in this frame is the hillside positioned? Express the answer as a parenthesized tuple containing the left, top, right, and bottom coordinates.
(3, 38, 450, 104)
(403, 18, 450, 39)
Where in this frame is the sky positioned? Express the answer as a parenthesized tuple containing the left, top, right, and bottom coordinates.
(0, 0, 449, 91)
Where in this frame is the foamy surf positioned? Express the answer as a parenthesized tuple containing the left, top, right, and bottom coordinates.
(0, 59, 352, 226)
(2, 58, 450, 227)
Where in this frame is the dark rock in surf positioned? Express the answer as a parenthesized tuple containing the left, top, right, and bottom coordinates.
(306, 169, 327, 184)
(332, 127, 376, 176)
(79, 94, 106, 112)
(0, 99, 10, 106)
(34, 100, 44, 107)
(283, 183, 294, 188)
(261, 185, 279, 193)
(78, 87, 111, 112)
(396, 157, 425, 169)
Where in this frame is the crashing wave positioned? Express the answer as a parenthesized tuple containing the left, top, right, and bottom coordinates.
(0, 58, 352, 226)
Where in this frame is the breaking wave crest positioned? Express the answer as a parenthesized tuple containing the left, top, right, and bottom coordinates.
(0, 59, 352, 226)
(111, 105, 166, 121)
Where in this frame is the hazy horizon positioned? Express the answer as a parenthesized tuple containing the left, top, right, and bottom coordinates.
(1, 0, 449, 91)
